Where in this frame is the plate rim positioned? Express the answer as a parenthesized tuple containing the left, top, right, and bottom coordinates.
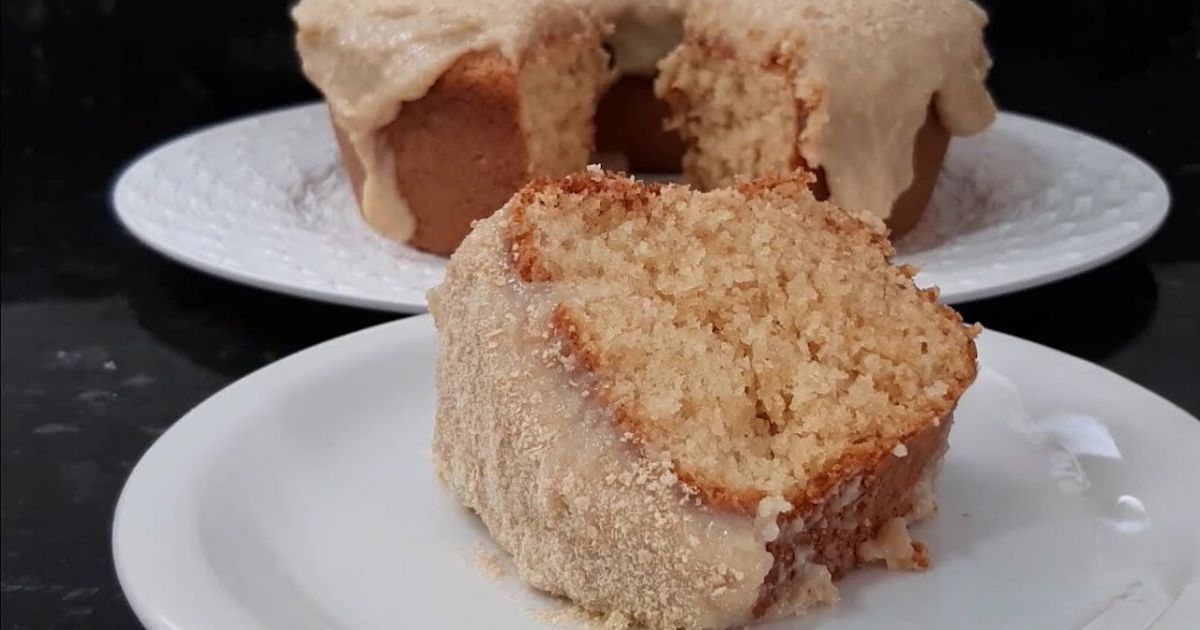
(109, 103, 426, 313)
(110, 105, 1172, 312)
(908, 110, 1171, 304)
(111, 315, 1200, 630)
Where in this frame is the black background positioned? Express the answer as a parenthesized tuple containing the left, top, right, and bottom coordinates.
(2, 1, 1198, 627)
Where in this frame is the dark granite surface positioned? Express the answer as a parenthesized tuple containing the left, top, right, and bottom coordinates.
(1, 0, 1197, 628)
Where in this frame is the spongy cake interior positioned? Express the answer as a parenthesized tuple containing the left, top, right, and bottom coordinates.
(509, 172, 976, 505)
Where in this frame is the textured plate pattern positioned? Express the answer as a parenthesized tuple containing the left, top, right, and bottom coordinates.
(113, 104, 1169, 312)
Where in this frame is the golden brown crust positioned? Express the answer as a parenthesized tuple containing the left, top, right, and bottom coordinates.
(334, 51, 530, 256)
(508, 173, 661, 283)
(508, 192, 551, 283)
(754, 418, 951, 616)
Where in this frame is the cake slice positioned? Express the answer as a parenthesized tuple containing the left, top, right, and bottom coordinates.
(429, 169, 978, 628)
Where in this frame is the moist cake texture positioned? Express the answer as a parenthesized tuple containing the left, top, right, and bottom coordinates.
(429, 169, 979, 627)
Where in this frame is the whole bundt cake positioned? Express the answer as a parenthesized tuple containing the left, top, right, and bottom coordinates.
(293, 0, 996, 255)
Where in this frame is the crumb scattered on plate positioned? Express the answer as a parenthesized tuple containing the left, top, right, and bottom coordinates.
(470, 546, 506, 580)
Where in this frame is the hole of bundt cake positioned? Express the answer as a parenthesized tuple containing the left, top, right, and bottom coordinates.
(517, 175, 974, 502)
(594, 76, 685, 174)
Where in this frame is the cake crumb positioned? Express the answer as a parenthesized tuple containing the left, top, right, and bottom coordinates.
(471, 547, 507, 580)
(857, 517, 926, 570)
(892, 443, 909, 457)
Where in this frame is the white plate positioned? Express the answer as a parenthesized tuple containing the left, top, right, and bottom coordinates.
(114, 316, 1200, 629)
(112, 104, 1169, 312)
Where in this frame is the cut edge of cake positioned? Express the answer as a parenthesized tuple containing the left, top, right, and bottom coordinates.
(506, 169, 977, 510)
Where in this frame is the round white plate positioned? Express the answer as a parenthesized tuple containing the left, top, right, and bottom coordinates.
(112, 104, 1169, 312)
(114, 316, 1200, 629)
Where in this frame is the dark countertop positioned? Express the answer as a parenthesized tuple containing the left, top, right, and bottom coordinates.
(1, 1, 1197, 628)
